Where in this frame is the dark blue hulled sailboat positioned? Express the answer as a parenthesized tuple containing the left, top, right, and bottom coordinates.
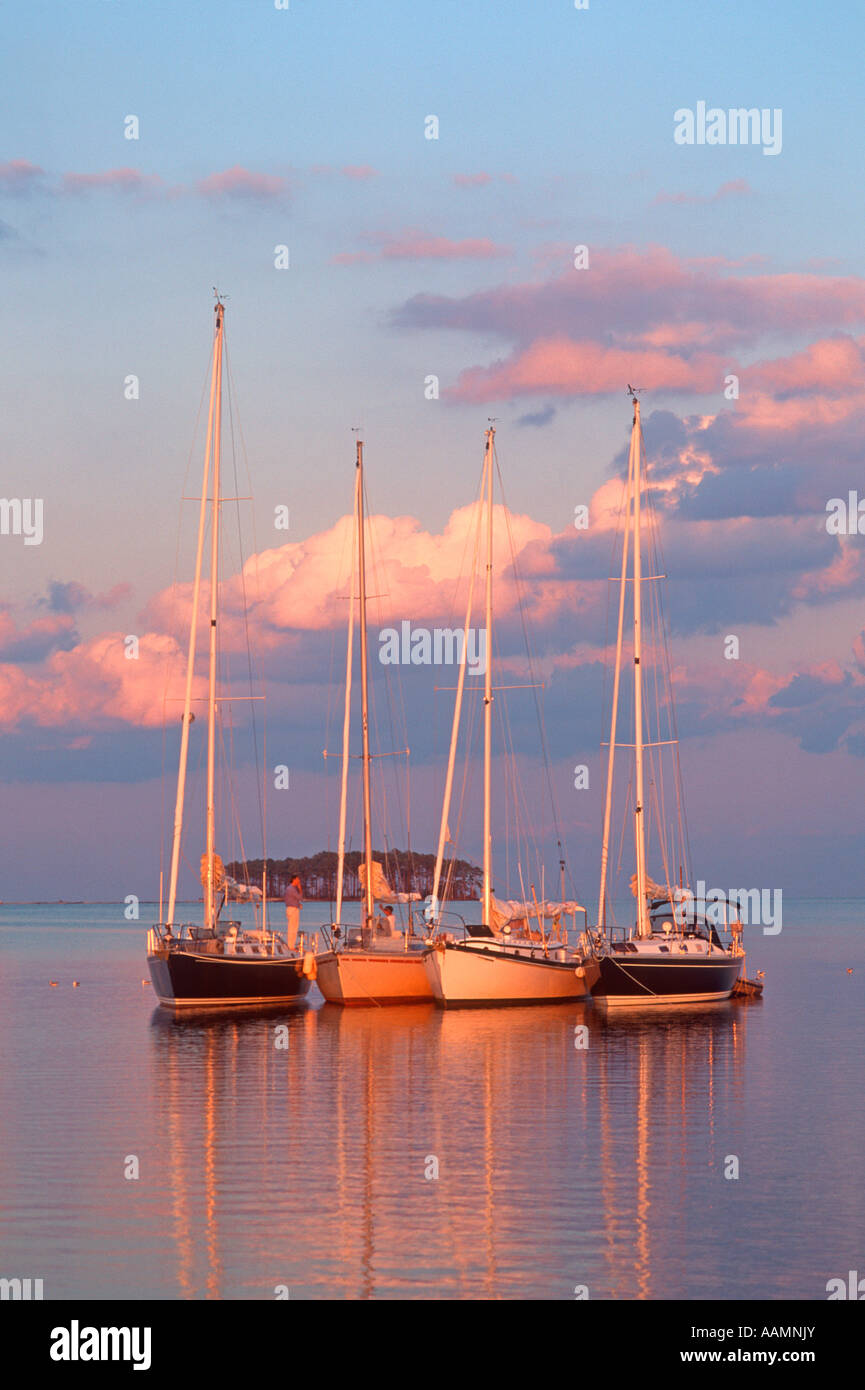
(146, 298, 313, 1009)
(590, 395, 746, 1006)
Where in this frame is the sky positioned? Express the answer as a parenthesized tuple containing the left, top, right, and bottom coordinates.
(1, 0, 864, 902)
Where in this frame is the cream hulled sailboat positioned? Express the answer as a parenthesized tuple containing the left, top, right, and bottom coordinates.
(314, 440, 431, 1005)
(423, 425, 598, 1007)
(589, 394, 745, 1005)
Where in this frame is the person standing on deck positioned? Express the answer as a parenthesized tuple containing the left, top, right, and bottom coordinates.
(284, 876, 303, 949)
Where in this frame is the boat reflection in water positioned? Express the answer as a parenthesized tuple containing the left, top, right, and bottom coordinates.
(148, 994, 754, 1299)
(589, 1000, 751, 1300)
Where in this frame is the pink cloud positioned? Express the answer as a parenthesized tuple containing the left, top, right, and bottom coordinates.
(62, 168, 161, 195)
(381, 230, 508, 260)
(453, 172, 517, 188)
(340, 165, 378, 180)
(654, 179, 753, 206)
(195, 166, 287, 199)
(734, 390, 865, 436)
(331, 250, 376, 266)
(145, 505, 551, 647)
(453, 172, 493, 188)
(0, 159, 46, 192)
(395, 245, 865, 401)
(1, 379, 863, 739)
(748, 335, 865, 398)
(337, 227, 510, 264)
(399, 245, 865, 348)
(0, 472, 859, 740)
(448, 337, 723, 402)
(0, 632, 193, 732)
(792, 539, 865, 601)
(0, 610, 76, 663)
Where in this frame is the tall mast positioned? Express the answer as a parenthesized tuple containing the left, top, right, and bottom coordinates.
(166, 298, 223, 926)
(597, 422, 635, 930)
(356, 440, 374, 928)
(482, 426, 495, 926)
(204, 300, 225, 929)
(429, 450, 484, 923)
(334, 466, 359, 925)
(631, 399, 650, 937)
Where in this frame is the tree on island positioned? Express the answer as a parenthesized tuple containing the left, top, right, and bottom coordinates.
(224, 848, 482, 902)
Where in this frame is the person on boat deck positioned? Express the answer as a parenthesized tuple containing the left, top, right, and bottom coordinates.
(284, 876, 303, 950)
(374, 904, 395, 937)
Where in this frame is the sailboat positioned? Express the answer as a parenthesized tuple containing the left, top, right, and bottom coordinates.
(589, 394, 745, 1005)
(314, 439, 431, 1005)
(146, 297, 314, 1008)
(423, 425, 599, 1007)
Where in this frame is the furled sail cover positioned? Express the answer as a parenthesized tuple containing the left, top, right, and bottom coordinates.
(200, 853, 226, 890)
(490, 895, 584, 929)
(223, 877, 263, 901)
(630, 872, 668, 900)
(490, 895, 515, 930)
(359, 860, 421, 903)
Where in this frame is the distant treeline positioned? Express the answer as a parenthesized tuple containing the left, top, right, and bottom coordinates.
(225, 849, 482, 901)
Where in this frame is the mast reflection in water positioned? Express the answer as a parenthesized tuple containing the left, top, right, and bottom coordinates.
(147, 998, 752, 1299)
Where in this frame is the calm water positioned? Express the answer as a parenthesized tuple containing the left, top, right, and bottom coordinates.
(0, 899, 862, 1300)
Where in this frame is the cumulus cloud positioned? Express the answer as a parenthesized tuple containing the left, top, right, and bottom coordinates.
(0, 632, 194, 731)
(2, 442, 861, 750)
(0, 609, 77, 664)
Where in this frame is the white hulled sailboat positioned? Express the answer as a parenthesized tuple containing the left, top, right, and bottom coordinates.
(589, 394, 745, 1005)
(423, 426, 598, 1006)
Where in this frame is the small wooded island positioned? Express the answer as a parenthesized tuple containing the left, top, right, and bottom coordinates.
(224, 849, 482, 901)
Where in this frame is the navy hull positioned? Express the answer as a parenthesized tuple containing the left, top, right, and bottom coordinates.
(148, 946, 311, 1008)
(590, 951, 741, 1004)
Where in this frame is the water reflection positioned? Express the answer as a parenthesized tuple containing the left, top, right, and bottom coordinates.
(593, 1002, 749, 1299)
(148, 997, 752, 1298)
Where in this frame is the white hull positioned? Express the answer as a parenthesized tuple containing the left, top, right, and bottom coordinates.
(595, 989, 735, 1008)
(316, 949, 433, 1005)
(424, 941, 598, 1007)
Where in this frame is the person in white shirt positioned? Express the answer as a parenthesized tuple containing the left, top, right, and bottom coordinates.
(283, 876, 303, 949)
(374, 905, 395, 938)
